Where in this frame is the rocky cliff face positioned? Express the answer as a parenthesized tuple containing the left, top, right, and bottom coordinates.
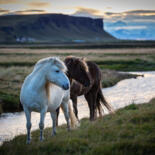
(0, 14, 115, 43)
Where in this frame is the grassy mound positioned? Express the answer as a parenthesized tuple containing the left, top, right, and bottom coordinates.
(0, 99, 155, 155)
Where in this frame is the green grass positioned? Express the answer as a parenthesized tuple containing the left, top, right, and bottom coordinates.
(0, 91, 21, 112)
(96, 59, 155, 71)
(0, 99, 155, 155)
(1, 59, 155, 71)
(0, 62, 34, 67)
(1, 41, 155, 49)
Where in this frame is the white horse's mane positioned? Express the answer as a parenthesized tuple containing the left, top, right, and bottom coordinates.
(33, 57, 67, 72)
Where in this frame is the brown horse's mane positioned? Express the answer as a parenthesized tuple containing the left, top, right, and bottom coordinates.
(64, 56, 90, 87)
(45, 81, 50, 99)
(65, 56, 89, 72)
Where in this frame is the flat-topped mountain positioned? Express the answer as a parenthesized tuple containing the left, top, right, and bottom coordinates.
(0, 13, 115, 43)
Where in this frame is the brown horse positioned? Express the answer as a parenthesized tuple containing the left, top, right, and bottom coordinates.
(64, 56, 114, 121)
(57, 56, 114, 122)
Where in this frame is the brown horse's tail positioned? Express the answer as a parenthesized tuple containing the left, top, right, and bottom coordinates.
(68, 100, 80, 129)
(98, 88, 115, 114)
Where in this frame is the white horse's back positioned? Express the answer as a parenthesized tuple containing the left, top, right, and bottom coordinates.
(20, 72, 47, 112)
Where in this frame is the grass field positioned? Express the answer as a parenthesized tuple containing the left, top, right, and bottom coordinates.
(0, 47, 155, 154)
(0, 47, 155, 113)
(0, 99, 155, 155)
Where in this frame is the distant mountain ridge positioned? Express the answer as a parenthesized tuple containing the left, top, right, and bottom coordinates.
(0, 13, 115, 43)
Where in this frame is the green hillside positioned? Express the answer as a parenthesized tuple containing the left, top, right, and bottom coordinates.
(0, 99, 155, 155)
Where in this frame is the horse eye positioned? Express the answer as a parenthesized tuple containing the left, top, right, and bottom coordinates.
(56, 70, 59, 73)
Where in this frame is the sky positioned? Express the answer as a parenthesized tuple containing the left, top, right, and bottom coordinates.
(0, 0, 155, 39)
(0, 0, 155, 16)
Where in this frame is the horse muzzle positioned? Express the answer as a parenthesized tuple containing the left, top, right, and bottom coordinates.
(62, 83, 69, 90)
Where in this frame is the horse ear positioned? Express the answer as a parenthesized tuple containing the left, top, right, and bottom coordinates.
(81, 57, 86, 61)
(65, 58, 73, 66)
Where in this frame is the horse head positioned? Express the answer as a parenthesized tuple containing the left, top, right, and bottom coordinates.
(35, 57, 70, 90)
(64, 56, 90, 87)
(47, 57, 70, 90)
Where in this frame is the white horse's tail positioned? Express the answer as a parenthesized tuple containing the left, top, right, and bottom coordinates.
(68, 100, 80, 129)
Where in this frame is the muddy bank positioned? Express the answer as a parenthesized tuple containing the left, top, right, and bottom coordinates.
(102, 70, 142, 88)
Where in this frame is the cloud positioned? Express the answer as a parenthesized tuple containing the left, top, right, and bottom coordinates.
(13, 9, 46, 15)
(104, 10, 155, 22)
(28, 2, 50, 8)
(106, 7, 112, 10)
(0, 8, 9, 13)
(125, 10, 155, 14)
(0, 8, 10, 14)
(104, 12, 121, 16)
(73, 7, 103, 18)
(76, 7, 102, 15)
(114, 26, 147, 30)
(0, 0, 18, 4)
(73, 8, 155, 25)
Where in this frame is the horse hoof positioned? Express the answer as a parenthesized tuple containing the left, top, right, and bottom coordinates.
(26, 140, 31, 144)
(90, 118, 95, 121)
(40, 137, 44, 142)
(52, 132, 56, 137)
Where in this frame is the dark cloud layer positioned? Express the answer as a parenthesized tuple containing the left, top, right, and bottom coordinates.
(14, 9, 46, 14)
(0, 8, 10, 13)
(125, 10, 155, 14)
(73, 8, 155, 22)
(106, 11, 155, 23)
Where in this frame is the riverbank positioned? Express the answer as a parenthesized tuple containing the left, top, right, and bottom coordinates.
(0, 99, 155, 154)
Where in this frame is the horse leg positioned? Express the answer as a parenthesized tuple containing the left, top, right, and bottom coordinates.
(50, 111, 57, 136)
(96, 92, 103, 117)
(39, 107, 47, 141)
(71, 96, 79, 121)
(84, 91, 97, 121)
(61, 101, 70, 131)
(56, 107, 60, 126)
(24, 107, 31, 144)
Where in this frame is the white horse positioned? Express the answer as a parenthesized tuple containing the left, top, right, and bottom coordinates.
(20, 57, 78, 144)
